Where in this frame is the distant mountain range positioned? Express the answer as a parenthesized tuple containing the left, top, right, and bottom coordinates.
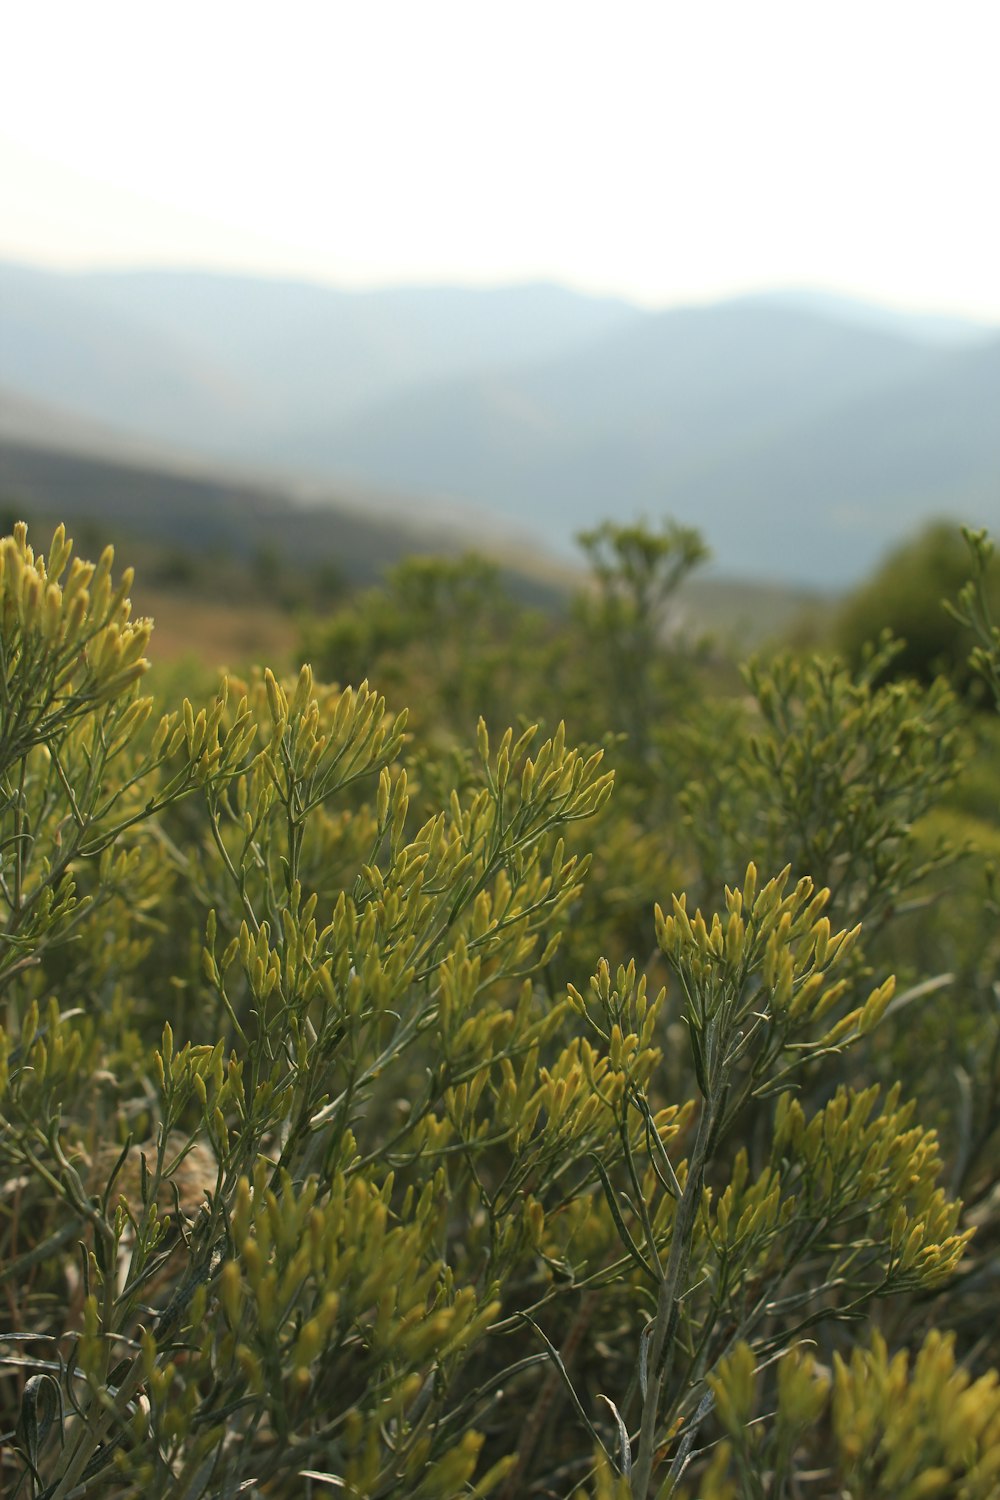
(1, 262, 998, 585)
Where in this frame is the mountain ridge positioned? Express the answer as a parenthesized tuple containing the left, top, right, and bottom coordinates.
(2, 262, 998, 585)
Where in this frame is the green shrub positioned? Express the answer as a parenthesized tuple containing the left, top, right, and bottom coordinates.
(836, 519, 1000, 696)
(0, 520, 996, 1498)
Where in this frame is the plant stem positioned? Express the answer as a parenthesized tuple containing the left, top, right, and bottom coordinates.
(631, 1099, 716, 1497)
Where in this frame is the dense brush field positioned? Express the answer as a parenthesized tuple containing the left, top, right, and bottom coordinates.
(2, 516, 1000, 1498)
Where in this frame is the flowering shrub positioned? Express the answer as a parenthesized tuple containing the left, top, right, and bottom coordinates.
(0, 520, 995, 1497)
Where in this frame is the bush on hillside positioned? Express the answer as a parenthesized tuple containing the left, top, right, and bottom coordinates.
(0, 520, 997, 1497)
(836, 519, 1000, 695)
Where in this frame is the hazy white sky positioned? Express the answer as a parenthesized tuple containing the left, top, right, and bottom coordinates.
(3, 0, 998, 316)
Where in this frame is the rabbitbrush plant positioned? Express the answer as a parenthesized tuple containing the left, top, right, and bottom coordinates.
(0, 520, 992, 1498)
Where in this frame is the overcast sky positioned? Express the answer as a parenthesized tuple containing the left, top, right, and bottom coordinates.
(3, 0, 998, 318)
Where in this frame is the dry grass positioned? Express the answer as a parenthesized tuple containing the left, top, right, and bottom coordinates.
(133, 586, 299, 672)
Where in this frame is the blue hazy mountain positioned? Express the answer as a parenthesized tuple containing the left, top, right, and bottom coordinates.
(1, 262, 997, 584)
(0, 266, 638, 445)
(732, 288, 995, 348)
(270, 303, 999, 582)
